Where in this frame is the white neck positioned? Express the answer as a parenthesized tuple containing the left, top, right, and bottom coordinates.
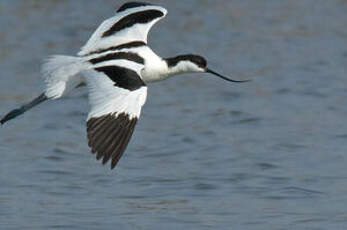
(140, 51, 204, 83)
(141, 59, 201, 83)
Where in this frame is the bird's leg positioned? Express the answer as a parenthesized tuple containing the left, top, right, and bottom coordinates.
(1, 93, 47, 124)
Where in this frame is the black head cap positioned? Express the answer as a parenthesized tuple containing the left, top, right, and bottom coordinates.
(117, 2, 152, 13)
(166, 54, 207, 69)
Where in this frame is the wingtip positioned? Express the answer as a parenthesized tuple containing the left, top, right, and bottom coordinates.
(110, 159, 120, 170)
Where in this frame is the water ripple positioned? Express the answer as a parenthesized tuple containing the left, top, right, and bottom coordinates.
(264, 186, 325, 200)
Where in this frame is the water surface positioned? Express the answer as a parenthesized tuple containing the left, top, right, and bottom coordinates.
(1, 0, 347, 229)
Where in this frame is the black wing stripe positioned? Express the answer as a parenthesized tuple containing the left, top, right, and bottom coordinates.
(86, 113, 138, 169)
(87, 114, 120, 161)
(87, 115, 114, 152)
(94, 118, 121, 160)
(95, 66, 145, 91)
(89, 114, 123, 159)
(111, 119, 137, 169)
(87, 114, 113, 134)
(89, 52, 144, 65)
(101, 128, 124, 165)
(102, 114, 133, 165)
(85, 41, 146, 56)
(87, 115, 114, 146)
(102, 10, 164, 37)
(99, 115, 128, 162)
(96, 115, 126, 152)
(86, 115, 107, 133)
(110, 118, 136, 169)
(117, 2, 152, 13)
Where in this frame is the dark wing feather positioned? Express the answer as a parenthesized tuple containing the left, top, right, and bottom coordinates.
(87, 113, 138, 169)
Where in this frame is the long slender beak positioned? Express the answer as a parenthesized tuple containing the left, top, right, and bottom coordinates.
(206, 68, 250, 83)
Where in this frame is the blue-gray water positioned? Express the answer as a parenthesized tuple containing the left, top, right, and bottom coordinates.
(1, 0, 347, 229)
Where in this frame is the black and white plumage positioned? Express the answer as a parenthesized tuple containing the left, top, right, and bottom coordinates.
(1, 2, 248, 169)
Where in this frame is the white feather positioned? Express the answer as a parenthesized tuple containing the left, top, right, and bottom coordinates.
(83, 69, 147, 120)
(78, 6, 167, 56)
(126, 46, 168, 82)
(41, 55, 89, 99)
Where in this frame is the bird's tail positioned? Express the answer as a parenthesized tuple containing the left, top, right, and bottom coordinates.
(42, 55, 87, 99)
(1, 55, 87, 125)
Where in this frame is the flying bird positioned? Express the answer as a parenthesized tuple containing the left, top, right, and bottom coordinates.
(1, 2, 249, 169)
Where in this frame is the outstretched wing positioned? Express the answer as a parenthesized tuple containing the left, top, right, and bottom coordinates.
(78, 2, 167, 56)
(83, 59, 147, 169)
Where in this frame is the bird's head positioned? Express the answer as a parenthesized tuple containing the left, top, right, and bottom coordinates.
(165, 54, 249, 83)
